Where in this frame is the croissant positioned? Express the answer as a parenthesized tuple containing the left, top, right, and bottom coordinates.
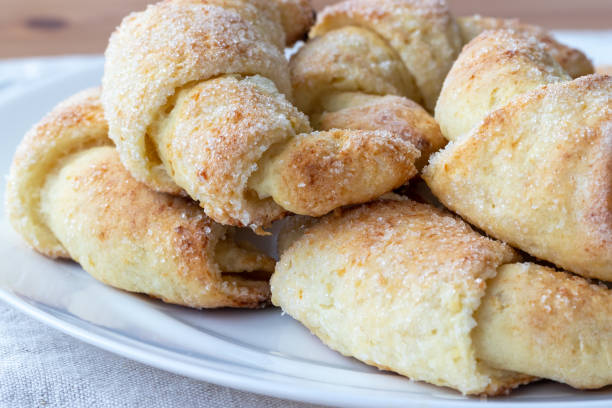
(5, 88, 273, 308)
(424, 30, 612, 281)
(289, 0, 457, 169)
(271, 198, 612, 395)
(102, 0, 419, 230)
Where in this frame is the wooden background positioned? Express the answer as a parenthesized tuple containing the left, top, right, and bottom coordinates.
(0, 0, 610, 58)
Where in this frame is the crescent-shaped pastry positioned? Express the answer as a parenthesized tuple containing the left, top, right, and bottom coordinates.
(103, 0, 419, 229)
(6, 88, 273, 308)
(271, 198, 612, 395)
(424, 30, 612, 281)
(290, 7, 448, 168)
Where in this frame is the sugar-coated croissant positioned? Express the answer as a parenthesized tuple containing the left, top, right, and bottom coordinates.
(297, 0, 462, 113)
(424, 30, 612, 281)
(271, 198, 612, 395)
(102, 0, 419, 230)
(289, 1, 449, 168)
(6, 89, 273, 308)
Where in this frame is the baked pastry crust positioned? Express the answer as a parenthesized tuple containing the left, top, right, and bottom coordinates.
(272, 198, 530, 395)
(474, 262, 612, 389)
(272, 198, 612, 394)
(425, 30, 612, 281)
(291, 25, 423, 115)
(151, 74, 308, 228)
(6, 88, 273, 308)
(6, 88, 111, 258)
(435, 29, 570, 142)
(457, 15, 594, 79)
(289, 1, 590, 170)
(308, 0, 462, 112)
(289, 1, 452, 168)
(313, 93, 446, 170)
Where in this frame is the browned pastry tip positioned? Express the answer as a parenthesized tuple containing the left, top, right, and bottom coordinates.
(249, 128, 419, 216)
(314, 93, 446, 169)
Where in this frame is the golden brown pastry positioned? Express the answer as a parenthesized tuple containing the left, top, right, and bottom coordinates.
(289, 0, 456, 166)
(271, 198, 612, 395)
(275, 0, 315, 44)
(289, 1, 592, 169)
(474, 263, 612, 390)
(435, 29, 570, 142)
(300, 0, 463, 112)
(6, 88, 273, 308)
(425, 30, 612, 281)
(102, 0, 419, 229)
(457, 15, 594, 79)
(311, 93, 444, 170)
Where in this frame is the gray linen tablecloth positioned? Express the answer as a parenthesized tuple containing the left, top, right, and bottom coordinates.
(0, 303, 320, 408)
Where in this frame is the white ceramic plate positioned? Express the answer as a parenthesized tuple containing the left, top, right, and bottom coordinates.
(1, 63, 611, 408)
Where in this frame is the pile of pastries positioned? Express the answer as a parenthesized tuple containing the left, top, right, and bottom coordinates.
(6, 0, 611, 396)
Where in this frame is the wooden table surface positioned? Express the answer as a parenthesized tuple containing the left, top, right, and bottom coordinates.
(0, 0, 610, 58)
